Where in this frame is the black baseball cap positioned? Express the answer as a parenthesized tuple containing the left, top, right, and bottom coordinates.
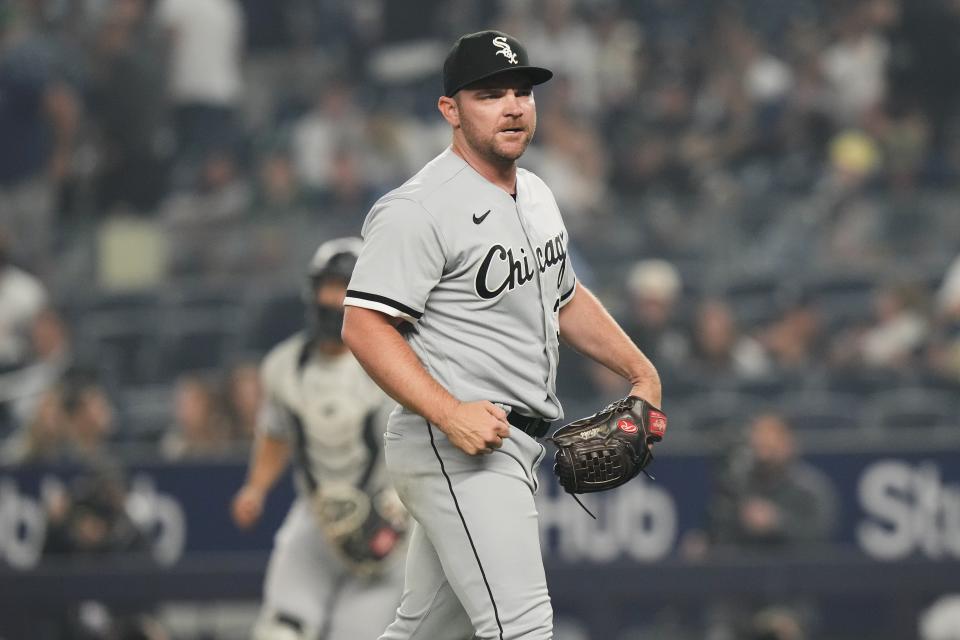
(442, 30, 553, 97)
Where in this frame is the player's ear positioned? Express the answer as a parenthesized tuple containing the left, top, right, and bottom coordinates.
(438, 95, 460, 128)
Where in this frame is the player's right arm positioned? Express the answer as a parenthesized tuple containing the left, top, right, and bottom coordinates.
(231, 432, 290, 529)
(342, 197, 508, 456)
(342, 307, 509, 456)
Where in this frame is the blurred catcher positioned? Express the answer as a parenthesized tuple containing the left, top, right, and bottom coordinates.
(231, 237, 406, 640)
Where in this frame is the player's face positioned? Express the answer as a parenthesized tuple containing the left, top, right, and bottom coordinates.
(315, 280, 347, 308)
(311, 278, 349, 350)
(455, 73, 537, 163)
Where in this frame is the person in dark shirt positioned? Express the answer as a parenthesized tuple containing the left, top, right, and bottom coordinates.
(709, 412, 838, 548)
(0, 6, 78, 267)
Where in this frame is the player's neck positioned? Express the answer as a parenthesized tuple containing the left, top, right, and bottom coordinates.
(451, 139, 517, 195)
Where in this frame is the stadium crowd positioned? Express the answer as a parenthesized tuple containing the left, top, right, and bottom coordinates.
(2, 0, 960, 638)
(2, 0, 959, 461)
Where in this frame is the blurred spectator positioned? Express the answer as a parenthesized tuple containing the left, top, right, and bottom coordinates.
(708, 413, 838, 549)
(61, 371, 117, 463)
(591, 3, 643, 109)
(527, 107, 608, 224)
(819, 3, 890, 126)
(162, 151, 253, 276)
(291, 82, 366, 194)
(155, 0, 244, 165)
(0, 386, 66, 464)
(877, 104, 930, 192)
(937, 254, 960, 321)
(886, 0, 960, 151)
(925, 256, 960, 383)
(621, 259, 689, 372)
(160, 374, 232, 459)
(250, 144, 310, 217)
(0, 229, 49, 369)
(89, 0, 169, 214)
(43, 467, 149, 557)
(0, 6, 80, 267)
(163, 151, 252, 223)
(831, 279, 929, 371)
(60, 603, 170, 640)
(758, 292, 825, 376)
(687, 298, 770, 379)
(222, 360, 261, 442)
(513, 0, 601, 116)
(748, 606, 807, 640)
(1, 306, 73, 435)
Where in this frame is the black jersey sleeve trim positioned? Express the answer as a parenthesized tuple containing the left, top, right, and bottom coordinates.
(560, 280, 576, 302)
(345, 289, 423, 320)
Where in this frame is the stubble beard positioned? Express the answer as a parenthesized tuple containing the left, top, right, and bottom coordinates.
(461, 116, 535, 167)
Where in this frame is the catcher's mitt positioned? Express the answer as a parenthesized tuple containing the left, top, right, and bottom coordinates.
(312, 485, 408, 577)
(551, 395, 667, 494)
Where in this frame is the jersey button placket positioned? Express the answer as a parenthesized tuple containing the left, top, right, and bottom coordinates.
(513, 191, 560, 408)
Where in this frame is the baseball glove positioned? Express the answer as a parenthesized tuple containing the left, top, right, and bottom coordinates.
(551, 395, 667, 494)
(312, 485, 408, 577)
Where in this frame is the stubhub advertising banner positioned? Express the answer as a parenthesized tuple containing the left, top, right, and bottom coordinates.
(1, 450, 959, 569)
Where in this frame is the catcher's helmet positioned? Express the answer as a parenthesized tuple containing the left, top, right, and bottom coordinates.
(308, 237, 362, 286)
(305, 237, 362, 342)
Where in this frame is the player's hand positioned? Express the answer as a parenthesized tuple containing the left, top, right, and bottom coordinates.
(629, 383, 662, 450)
(740, 497, 780, 534)
(231, 484, 266, 529)
(440, 401, 511, 456)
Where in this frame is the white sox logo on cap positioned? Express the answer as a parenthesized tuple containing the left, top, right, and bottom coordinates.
(492, 36, 518, 65)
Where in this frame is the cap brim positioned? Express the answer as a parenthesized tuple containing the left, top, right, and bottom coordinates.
(447, 66, 553, 97)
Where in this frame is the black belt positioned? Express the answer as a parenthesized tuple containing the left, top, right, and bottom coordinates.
(507, 412, 552, 438)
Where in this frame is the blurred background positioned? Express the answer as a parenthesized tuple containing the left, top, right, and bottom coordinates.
(1, 0, 960, 638)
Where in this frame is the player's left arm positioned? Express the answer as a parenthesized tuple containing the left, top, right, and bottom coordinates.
(558, 283, 662, 406)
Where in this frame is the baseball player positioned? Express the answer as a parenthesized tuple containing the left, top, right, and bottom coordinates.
(341, 31, 662, 640)
(231, 238, 405, 640)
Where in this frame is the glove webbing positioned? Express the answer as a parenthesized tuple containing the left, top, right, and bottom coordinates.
(564, 464, 656, 520)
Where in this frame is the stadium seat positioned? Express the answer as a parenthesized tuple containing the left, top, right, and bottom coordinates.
(780, 391, 863, 431)
(242, 290, 305, 352)
(862, 388, 960, 431)
(158, 311, 242, 377)
(723, 273, 783, 327)
(806, 271, 878, 331)
(681, 391, 760, 433)
(77, 311, 163, 386)
(118, 384, 173, 443)
(160, 282, 245, 322)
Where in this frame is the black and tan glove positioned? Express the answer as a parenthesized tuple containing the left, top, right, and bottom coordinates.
(550, 395, 667, 494)
(312, 485, 408, 576)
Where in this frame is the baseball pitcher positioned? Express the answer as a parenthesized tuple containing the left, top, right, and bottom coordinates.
(341, 31, 664, 640)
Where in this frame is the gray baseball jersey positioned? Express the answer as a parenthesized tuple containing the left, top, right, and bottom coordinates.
(345, 146, 577, 422)
(258, 332, 394, 495)
(347, 147, 577, 640)
(255, 333, 403, 640)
